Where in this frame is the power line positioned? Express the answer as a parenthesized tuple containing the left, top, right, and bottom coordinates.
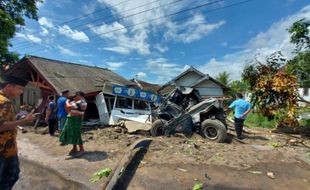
(26, 0, 254, 54)
(13, 0, 131, 47)
(14, 0, 183, 49)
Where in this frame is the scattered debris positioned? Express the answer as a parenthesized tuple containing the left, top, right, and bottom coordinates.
(204, 172, 211, 180)
(302, 179, 308, 183)
(267, 172, 275, 179)
(90, 168, 112, 183)
(248, 170, 263, 175)
(177, 168, 187, 172)
(192, 183, 203, 190)
(114, 127, 122, 133)
(125, 121, 151, 133)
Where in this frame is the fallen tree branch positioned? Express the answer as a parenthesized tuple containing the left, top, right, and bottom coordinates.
(273, 126, 310, 135)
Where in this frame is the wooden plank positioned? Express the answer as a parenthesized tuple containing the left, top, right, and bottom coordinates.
(29, 81, 52, 90)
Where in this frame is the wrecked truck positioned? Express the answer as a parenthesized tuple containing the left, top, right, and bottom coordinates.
(151, 87, 227, 143)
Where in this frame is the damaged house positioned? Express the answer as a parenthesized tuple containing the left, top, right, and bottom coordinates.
(5, 55, 136, 121)
(158, 66, 229, 98)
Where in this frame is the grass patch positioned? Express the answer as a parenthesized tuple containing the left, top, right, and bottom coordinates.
(244, 112, 278, 129)
(299, 119, 310, 127)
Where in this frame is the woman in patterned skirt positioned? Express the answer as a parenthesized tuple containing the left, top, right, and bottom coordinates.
(59, 91, 87, 155)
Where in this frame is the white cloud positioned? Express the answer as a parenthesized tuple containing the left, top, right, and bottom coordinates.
(58, 25, 90, 43)
(106, 61, 126, 70)
(145, 58, 189, 84)
(38, 17, 54, 28)
(135, 72, 147, 78)
(91, 22, 150, 55)
(40, 27, 49, 36)
(165, 14, 225, 43)
(15, 33, 42, 43)
(78, 59, 90, 64)
(154, 44, 168, 53)
(36, 0, 46, 8)
(102, 47, 131, 54)
(58, 46, 80, 56)
(93, 1, 221, 55)
(200, 5, 310, 80)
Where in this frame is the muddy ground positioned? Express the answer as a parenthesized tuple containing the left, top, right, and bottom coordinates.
(13, 124, 310, 190)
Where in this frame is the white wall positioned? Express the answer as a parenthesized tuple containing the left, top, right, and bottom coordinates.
(174, 72, 202, 87)
(298, 88, 310, 102)
(195, 87, 223, 96)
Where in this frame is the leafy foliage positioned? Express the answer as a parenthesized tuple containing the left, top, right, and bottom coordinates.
(192, 183, 203, 190)
(229, 80, 249, 94)
(216, 71, 231, 86)
(287, 18, 310, 87)
(242, 51, 299, 127)
(288, 18, 310, 52)
(89, 168, 112, 183)
(0, 0, 41, 71)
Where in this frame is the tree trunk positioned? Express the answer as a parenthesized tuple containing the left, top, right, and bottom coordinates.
(273, 126, 310, 135)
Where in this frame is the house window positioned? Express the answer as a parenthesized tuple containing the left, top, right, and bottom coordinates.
(304, 88, 309, 96)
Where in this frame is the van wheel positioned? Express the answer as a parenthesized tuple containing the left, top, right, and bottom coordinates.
(151, 119, 167, 137)
(200, 119, 227, 143)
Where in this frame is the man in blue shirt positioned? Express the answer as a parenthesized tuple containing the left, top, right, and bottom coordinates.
(227, 93, 251, 139)
(57, 89, 70, 133)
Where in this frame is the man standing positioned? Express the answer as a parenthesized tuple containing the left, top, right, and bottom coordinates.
(57, 89, 69, 133)
(227, 93, 251, 139)
(0, 75, 35, 189)
(45, 95, 57, 136)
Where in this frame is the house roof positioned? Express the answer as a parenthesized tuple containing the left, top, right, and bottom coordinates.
(130, 79, 162, 93)
(159, 66, 205, 92)
(6, 55, 135, 94)
(191, 75, 230, 90)
(158, 66, 230, 95)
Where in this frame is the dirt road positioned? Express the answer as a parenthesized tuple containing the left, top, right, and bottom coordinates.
(13, 126, 310, 190)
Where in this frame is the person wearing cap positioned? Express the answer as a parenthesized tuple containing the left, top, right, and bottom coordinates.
(57, 89, 70, 133)
(0, 75, 36, 189)
(59, 91, 87, 156)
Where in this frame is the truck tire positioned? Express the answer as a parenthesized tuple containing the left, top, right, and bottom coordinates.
(200, 119, 227, 143)
(151, 119, 167, 137)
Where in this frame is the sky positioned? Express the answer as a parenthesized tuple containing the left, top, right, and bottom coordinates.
(9, 0, 310, 84)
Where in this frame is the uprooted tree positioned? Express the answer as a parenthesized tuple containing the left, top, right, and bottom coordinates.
(242, 51, 299, 128)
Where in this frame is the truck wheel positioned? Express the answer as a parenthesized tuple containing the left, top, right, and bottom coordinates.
(200, 119, 227, 143)
(151, 119, 167, 137)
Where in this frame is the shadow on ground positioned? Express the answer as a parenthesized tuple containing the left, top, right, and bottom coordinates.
(65, 151, 108, 161)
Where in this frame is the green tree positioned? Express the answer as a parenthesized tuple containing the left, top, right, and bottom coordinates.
(287, 18, 310, 87)
(229, 80, 249, 94)
(0, 0, 41, 71)
(216, 71, 231, 86)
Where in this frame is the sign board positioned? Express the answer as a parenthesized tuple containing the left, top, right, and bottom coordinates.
(112, 85, 161, 103)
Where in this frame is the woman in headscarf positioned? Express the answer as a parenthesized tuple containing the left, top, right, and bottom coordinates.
(59, 91, 87, 156)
